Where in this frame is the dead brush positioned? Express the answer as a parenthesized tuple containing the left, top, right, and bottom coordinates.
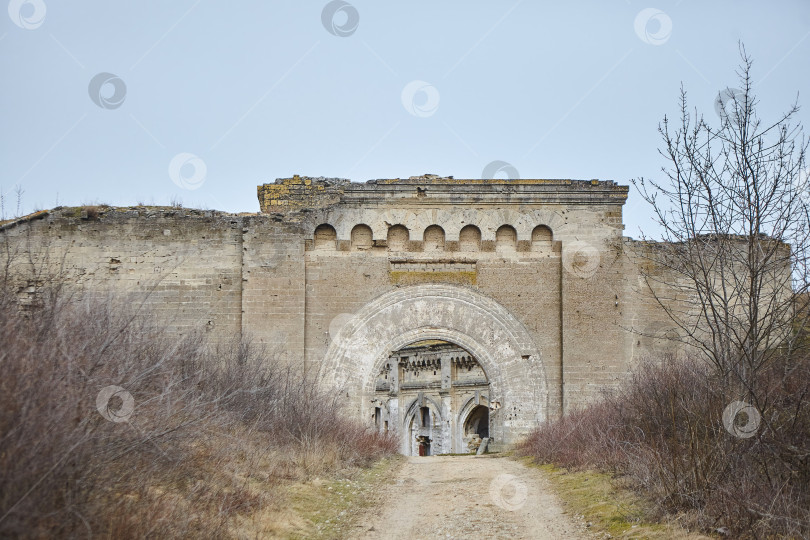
(517, 355, 810, 538)
(0, 284, 398, 538)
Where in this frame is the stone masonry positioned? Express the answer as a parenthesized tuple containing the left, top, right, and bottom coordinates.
(1, 174, 683, 451)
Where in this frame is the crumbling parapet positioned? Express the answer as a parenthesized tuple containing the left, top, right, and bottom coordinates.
(257, 175, 350, 213)
(258, 175, 630, 215)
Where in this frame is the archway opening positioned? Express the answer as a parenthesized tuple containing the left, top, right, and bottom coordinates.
(531, 225, 553, 252)
(313, 224, 337, 250)
(459, 224, 481, 252)
(387, 224, 409, 251)
(423, 225, 445, 252)
(321, 284, 548, 451)
(351, 224, 373, 250)
(496, 225, 517, 252)
(463, 405, 490, 452)
(373, 339, 490, 455)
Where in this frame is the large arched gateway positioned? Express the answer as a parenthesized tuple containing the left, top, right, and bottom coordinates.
(375, 340, 491, 456)
(320, 284, 548, 450)
(6, 174, 697, 452)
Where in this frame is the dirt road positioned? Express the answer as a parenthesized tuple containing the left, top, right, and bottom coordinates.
(354, 455, 588, 540)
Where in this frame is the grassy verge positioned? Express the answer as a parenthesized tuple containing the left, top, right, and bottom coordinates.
(523, 460, 713, 539)
(285, 456, 404, 539)
(112, 432, 402, 539)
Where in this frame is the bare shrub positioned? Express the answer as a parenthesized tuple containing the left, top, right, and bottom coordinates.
(633, 47, 810, 390)
(518, 354, 810, 538)
(0, 283, 397, 538)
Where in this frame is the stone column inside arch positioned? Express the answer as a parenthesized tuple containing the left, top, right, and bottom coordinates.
(440, 354, 453, 453)
(387, 355, 400, 438)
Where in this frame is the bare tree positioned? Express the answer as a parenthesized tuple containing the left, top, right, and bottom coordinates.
(634, 46, 809, 389)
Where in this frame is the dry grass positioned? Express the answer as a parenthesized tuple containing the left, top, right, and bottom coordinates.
(0, 284, 398, 538)
(282, 456, 403, 539)
(527, 461, 711, 539)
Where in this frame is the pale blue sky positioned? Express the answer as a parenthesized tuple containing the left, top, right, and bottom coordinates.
(2, 1, 809, 237)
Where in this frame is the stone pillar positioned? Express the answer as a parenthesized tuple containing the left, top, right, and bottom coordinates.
(387, 356, 400, 439)
(440, 355, 453, 453)
(389, 355, 400, 393)
(440, 354, 452, 391)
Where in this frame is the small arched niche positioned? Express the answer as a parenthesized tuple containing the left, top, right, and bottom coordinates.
(314, 224, 337, 250)
(495, 225, 517, 253)
(464, 405, 490, 440)
(531, 225, 553, 252)
(351, 224, 373, 251)
(459, 225, 481, 252)
(387, 224, 409, 251)
(423, 225, 445, 252)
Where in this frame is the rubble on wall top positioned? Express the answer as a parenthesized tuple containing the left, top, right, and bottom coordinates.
(0, 206, 254, 229)
(270, 173, 620, 187)
(272, 175, 350, 186)
(365, 177, 620, 186)
(256, 173, 629, 214)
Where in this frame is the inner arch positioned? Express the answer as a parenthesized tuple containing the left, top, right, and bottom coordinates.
(374, 340, 490, 455)
(320, 284, 548, 450)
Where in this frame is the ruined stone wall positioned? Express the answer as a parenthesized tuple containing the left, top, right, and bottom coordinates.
(1, 207, 244, 342)
(2, 175, 684, 446)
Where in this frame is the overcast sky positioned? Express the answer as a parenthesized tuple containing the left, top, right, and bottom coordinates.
(2, 1, 809, 237)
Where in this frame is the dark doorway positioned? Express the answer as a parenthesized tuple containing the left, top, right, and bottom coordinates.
(416, 435, 431, 456)
(420, 406, 430, 427)
(464, 405, 489, 439)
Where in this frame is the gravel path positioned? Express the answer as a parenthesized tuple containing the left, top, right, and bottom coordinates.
(355, 455, 588, 540)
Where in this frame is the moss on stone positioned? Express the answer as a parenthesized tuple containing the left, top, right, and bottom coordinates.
(389, 271, 477, 286)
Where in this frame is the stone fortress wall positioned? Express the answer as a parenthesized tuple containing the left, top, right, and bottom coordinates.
(1, 174, 681, 450)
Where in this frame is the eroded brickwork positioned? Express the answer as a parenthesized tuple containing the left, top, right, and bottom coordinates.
(2, 174, 680, 449)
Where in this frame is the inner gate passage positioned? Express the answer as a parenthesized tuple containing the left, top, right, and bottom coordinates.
(372, 340, 492, 456)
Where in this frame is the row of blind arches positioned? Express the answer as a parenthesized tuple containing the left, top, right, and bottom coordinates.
(313, 223, 554, 252)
